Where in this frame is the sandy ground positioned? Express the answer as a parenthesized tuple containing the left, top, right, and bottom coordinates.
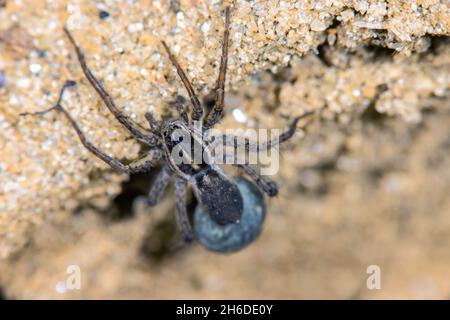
(0, 0, 450, 299)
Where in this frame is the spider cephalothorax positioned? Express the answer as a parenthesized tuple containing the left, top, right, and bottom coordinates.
(21, 6, 314, 251)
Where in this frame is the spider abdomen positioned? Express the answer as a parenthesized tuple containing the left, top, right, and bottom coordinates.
(194, 176, 266, 253)
(192, 165, 243, 226)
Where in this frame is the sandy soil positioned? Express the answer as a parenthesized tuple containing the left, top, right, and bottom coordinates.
(0, 0, 449, 299)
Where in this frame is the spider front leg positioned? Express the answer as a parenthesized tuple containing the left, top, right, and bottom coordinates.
(203, 6, 231, 129)
(63, 27, 159, 145)
(161, 41, 203, 122)
(147, 165, 171, 206)
(236, 164, 278, 197)
(21, 81, 159, 174)
(174, 179, 194, 242)
(217, 111, 317, 153)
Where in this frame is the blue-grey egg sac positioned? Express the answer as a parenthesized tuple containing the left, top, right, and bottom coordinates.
(194, 176, 267, 253)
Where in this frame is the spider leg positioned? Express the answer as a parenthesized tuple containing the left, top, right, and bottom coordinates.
(216, 111, 317, 152)
(203, 6, 231, 129)
(21, 81, 159, 174)
(63, 27, 159, 145)
(161, 41, 203, 122)
(147, 165, 171, 206)
(172, 95, 189, 125)
(174, 178, 194, 242)
(145, 112, 159, 132)
(127, 149, 164, 173)
(236, 164, 278, 197)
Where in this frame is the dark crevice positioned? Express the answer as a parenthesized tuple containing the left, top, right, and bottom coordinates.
(316, 16, 340, 67)
(365, 43, 397, 61)
(112, 162, 166, 221)
(360, 29, 398, 61)
(316, 43, 333, 67)
(328, 15, 342, 30)
(111, 171, 156, 220)
(360, 102, 386, 123)
(139, 190, 196, 264)
(361, 83, 389, 124)
(424, 35, 450, 56)
(78, 167, 161, 222)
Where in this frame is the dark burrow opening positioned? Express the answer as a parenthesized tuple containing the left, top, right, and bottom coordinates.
(84, 165, 198, 263)
(139, 191, 197, 264)
(111, 170, 157, 221)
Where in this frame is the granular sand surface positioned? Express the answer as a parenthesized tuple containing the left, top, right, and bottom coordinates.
(0, 0, 449, 299)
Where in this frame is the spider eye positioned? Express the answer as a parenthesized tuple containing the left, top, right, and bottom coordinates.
(172, 135, 183, 143)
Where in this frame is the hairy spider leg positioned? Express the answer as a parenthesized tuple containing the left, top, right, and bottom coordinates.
(235, 164, 278, 197)
(222, 111, 318, 196)
(203, 6, 231, 129)
(21, 81, 159, 174)
(147, 164, 172, 206)
(161, 41, 203, 122)
(64, 27, 159, 146)
(145, 112, 159, 132)
(174, 179, 194, 242)
(218, 110, 318, 153)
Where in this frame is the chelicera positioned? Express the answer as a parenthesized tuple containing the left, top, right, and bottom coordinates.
(21, 6, 314, 249)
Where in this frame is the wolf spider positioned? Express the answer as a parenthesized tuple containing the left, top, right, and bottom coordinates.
(21, 7, 314, 243)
